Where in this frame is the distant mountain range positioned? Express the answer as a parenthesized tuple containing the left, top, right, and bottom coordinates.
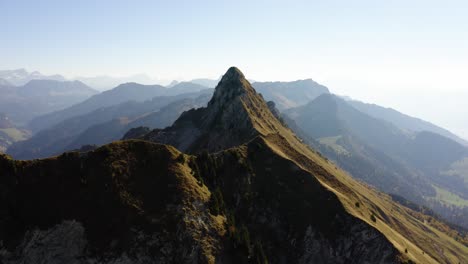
(189, 77, 221, 88)
(284, 94, 468, 228)
(347, 99, 468, 146)
(0, 69, 66, 86)
(2, 67, 466, 263)
(8, 89, 212, 159)
(4, 70, 466, 228)
(76, 73, 163, 91)
(252, 79, 330, 110)
(0, 79, 97, 125)
(1, 67, 467, 248)
(7, 80, 213, 159)
(28, 82, 208, 133)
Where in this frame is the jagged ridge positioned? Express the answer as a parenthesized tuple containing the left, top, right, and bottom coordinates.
(138, 67, 467, 263)
(1, 67, 466, 264)
(141, 67, 281, 153)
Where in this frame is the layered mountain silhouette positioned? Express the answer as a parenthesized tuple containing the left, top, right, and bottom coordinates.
(0, 80, 97, 125)
(285, 93, 468, 228)
(252, 79, 329, 110)
(29, 82, 208, 133)
(65, 93, 211, 152)
(7, 90, 212, 160)
(347, 99, 468, 146)
(0, 69, 66, 86)
(1, 68, 467, 263)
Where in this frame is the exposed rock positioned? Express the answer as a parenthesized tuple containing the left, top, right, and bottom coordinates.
(142, 67, 279, 153)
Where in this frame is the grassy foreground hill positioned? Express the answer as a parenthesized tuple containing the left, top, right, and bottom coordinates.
(0, 68, 467, 263)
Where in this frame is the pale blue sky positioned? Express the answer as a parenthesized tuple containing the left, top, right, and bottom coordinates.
(1, 0, 467, 138)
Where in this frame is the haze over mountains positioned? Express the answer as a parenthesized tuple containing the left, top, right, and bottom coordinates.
(285, 94, 468, 228)
(1, 67, 467, 263)
(0, 69, 66, 86)
(27, 81, 209, 133)
(252, 79, 330, 110)
(0, 79, 97, 125)
(0, 67, 467, 263)
(0, 68, 214, 91)
(347, 99, 468, 146)
(8, 90, 212, 159)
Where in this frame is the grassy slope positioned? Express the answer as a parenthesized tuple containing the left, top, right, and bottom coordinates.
(232, 77, 468, 263)
(4, 69, 466, 262)
(2, 132, 467, 262)
(263, 132, 467, 264)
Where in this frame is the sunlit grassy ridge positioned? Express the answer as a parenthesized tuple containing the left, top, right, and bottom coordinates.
(261, 131, 468, 264)
(2, 67, 467, 263)
(214, 69, 468, 263)
(142, 66, 468, 263)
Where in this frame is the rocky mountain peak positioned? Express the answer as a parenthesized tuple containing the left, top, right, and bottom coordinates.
(139, 67, 281, 153)
(221, 66, 245, 81)
(208, 67, 254, 107)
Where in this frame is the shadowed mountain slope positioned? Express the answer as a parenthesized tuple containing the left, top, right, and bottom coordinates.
(28, 82, 209, 133)
(137, 67, 468, 263)
(7, 91, 212, 160)
(0, 68, 466, 263)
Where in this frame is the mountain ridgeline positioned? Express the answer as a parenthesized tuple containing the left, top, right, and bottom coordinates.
(284, 94, 468, 229)
(28, 81, 209, 133)
(347, 99, 468, 146)
(0, 79, 97, 125)
(252, 79, 329, 110)
(1, 67, 467, 263)
(140, 68, 284, 153)
(7, 90, 212, 160)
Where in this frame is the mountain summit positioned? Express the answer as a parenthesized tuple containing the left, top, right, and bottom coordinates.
(209, 66, 252, 103)
(132, 67, 468, 263)
(1, 67, 466, 263)
(142, 67, 281, 152)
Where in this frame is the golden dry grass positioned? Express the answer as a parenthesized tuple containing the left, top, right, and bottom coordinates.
(228, 83, 468, 262)
(261, 131, 468, 264)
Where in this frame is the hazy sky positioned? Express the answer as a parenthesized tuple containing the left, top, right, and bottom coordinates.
(1, 0, 467, 139)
